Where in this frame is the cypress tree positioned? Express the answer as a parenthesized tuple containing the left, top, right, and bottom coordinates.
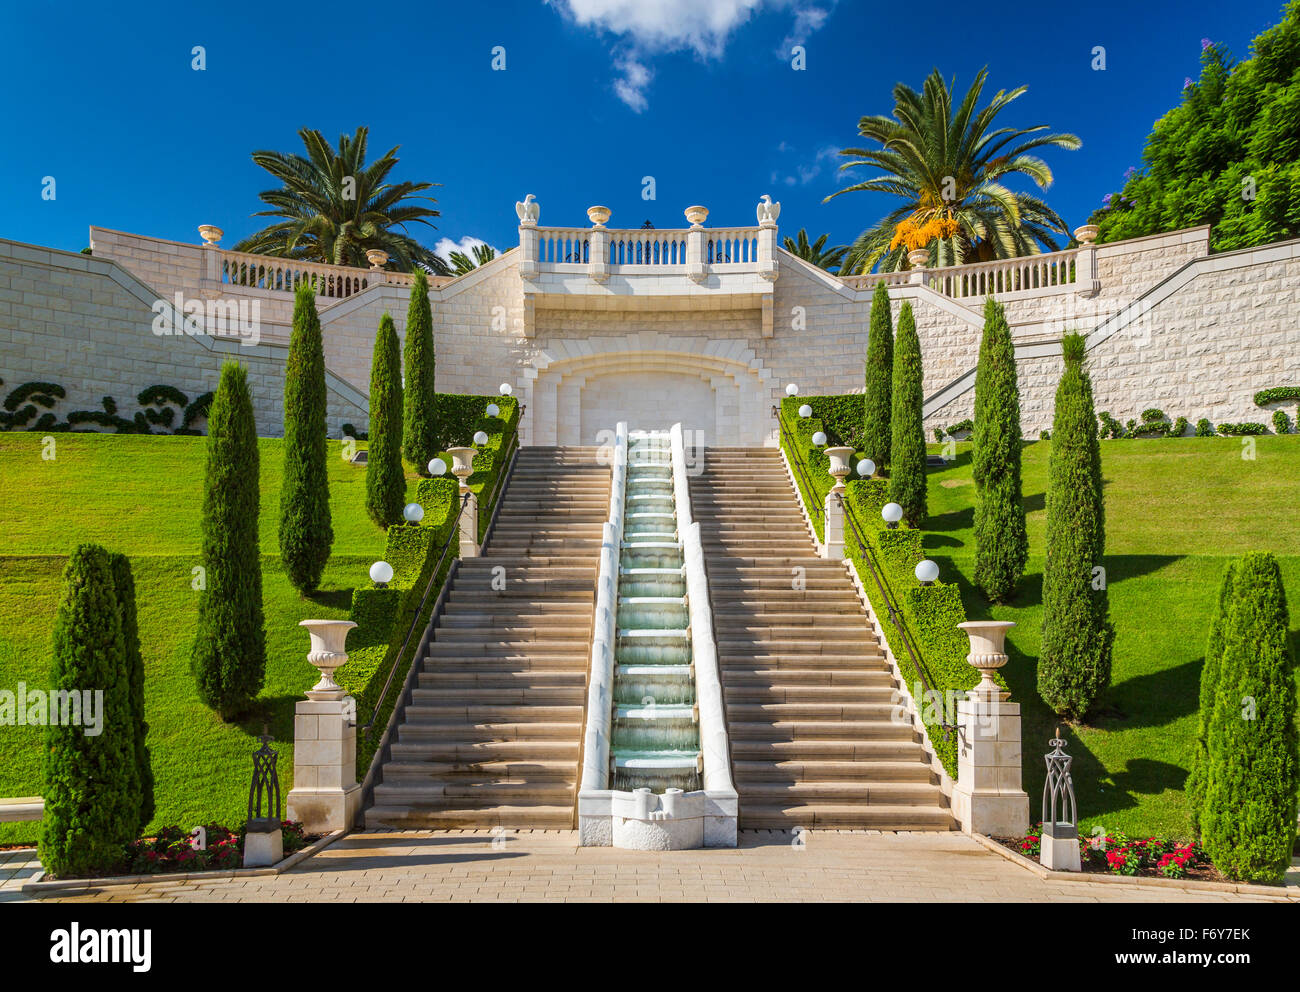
(403, 269, 438, 473)
(1187, 560, 1236, 836)
(1200, 551, 1299, 882)
(193, 362, 267, 718)
(888, 301, 926, 525)
(1037, 334, 1113, 719)
(108, 551, 153, 829)
(366, 312, 406, 527)
(972, 297, 1028, 602)
(280, 281, 333, 592)
(40, 544, 138, 876)
(863, 282, 894, 468)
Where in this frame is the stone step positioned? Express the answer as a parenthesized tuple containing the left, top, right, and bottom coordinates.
(719, 654, 887, 669)
(365, 804, 574, 829)
(723, 684, 898, 704)
(389, 739, 580, 762)
(739, 781, 946, 805)
(424, 656, 588, 673)
(732, 759, 934, 782)
(737, 804, 955, 831)
(434, 628, 591, 643)
(395, 721, 582, 741)
(716, 638, 880, 654)
(418, 670, 587, 689)
(723, 668, 892, 687)
(725, 702, 903, 720)
(410, 687, 586, 706)
(378, 760, 576, 782)
(439, 612, 593, 628)
(427, 640, 590, 656)
(727, 720, 915, 741)
(730, 738, 927, 760)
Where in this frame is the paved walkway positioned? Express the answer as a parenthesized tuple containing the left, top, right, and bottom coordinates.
(10, 831, 1299, 902)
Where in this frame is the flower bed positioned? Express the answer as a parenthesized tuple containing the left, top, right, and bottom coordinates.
(1000, 824, 1229, 883)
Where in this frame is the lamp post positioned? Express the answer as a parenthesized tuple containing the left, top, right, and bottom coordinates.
(881, 502, 904, 529)
(1041, 728, 1082, 871)
(243, 728, 283, 867)
(369, 560, 393, 588)
(915, 559, 939, 586)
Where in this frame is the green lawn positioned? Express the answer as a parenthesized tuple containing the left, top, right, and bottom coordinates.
(924, 435, 1300, 838)
(0, 432, 420, 844)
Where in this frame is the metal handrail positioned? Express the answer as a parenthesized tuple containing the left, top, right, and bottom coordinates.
(839, 492, 956, 739)
(777, 414, 824, 522)
(479, 429, 519, 536)
(361, 490, 471, 740)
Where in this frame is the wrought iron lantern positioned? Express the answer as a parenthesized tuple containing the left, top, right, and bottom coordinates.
(1040, 728, 1081, 871)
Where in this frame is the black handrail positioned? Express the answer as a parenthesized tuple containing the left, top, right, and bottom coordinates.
(479, 429, 519, 538)
(361, 489, 471, 740)
(839, 492, 956, 739)
(777, 414, 823, 523)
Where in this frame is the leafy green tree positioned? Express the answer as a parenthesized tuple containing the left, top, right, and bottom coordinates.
(1038, 334, 1113, 719)
(862, 282, 894, 468)
(108, 551, 153, 828)
(403, 269, 438, 473)
(827, 68, 1080, 273)
(367, 312, 406, 527)
(972, 297, 1028, 602)
(782, 228, 849, 271)
(1200, 551, 1299, 882)
(40, 544, 138, 876)
(1091, 5, 1300, 252)
(193, 363, 267, 718)
(888, 302, 926, 525)
(1187, 560, 1237, 835)
(233, 126, 450, 274)
(280, 282, 334, 592)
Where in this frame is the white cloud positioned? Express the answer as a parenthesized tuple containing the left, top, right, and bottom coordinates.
(434, 236, 498, 265)
(772, 143, 843, 187)
(550, 0, 834, 111)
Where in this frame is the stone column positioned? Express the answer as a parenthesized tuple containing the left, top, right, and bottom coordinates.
(822, 446, 853, 560)
(587, 206, 611, 284)
(685, 206, 708, 284)
(950, 620, 1029, 836)
(1073, 225, 1101, 297)
(757, 222, 778, 282)
(286, 620, 362, 833)
(198, 225, 223, 300)
(518, 224, 540, 281)
(447, 446, 479, 558)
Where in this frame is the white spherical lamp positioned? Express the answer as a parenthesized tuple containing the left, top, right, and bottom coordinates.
(499, 382, 513, 396)
(403, 502, 424, 524)
(428, 458, 448, 476)
(811, 431, 827, 446)
(473, 430, 489, 446)
(915, 559, 940, 585)
(369, 560, 394, 586)
(881, 502, 904, 529)
(786, 383, 799, 396)
(798, 404, 812, 419)
(857, 458, 876, 478)
(486, 403, 500, 418)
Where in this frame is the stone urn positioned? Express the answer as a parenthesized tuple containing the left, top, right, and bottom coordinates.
(366, 248, 389, 270)
(1073, 224, 1099, 245)
(299, 619, 357, 700)
(198, 225, 223, 246)
(825, 445, 854, 492)
(684, 205, 709, 228)
(587, 205, 612, 228)
(907, 248, 930, 268)
(957, 620, 1016, 699)
(446, 445, 478, 488)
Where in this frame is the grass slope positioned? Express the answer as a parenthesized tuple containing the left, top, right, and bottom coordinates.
(925, 435, 1300, 837)
(0, 433, 420, 844)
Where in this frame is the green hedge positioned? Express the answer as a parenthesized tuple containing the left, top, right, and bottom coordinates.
(778, 395, 872, 542)
(425, 393, 519, 541)
(1253, 386, 1300, 407)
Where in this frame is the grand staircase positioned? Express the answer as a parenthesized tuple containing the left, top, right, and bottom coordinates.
(365, 446, 609, 829)
(689, 447, 955, 831)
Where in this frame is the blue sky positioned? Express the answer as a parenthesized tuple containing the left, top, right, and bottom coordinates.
(0, 0, 1289, 262)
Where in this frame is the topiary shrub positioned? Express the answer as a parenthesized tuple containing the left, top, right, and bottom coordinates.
(366, 313, 406, 528)
(888, 302, 926, 526)
(1253, 386, 1300, 406)
(1097, 411, 1124, 439)
(1171, 416, 1189, 437)
(1271, 409, 1291, 434)
(862, 282, 894, 469)
(1200, 552, 1299, 882)
(1187, 560, 1236, 837)
(40, 544, 138, 877)
(403, 269, 438, 473)
(1038, 334, 1113, 720)
(946, 418, 974, 438)
(1195, 417, 1214, 437)
(972, 297, 1027, 603)
(1217, 422, 1267, 435)
(108, 552, 153, 829)
(280, 282, 334, 593)
(193, 363, 266, 719)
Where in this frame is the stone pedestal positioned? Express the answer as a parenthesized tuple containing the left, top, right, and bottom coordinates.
(286, 697, 361, 833)
(823, 490, 845, 559)
(243, 822, 284, 868)
(951, 695, 1029, 836)
(1041, 823, 1082, 871)
(459, 489, 479, 558)
(686, 227, 706, 284)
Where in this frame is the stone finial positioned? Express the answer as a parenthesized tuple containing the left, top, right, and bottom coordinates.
(684, 205, 709, 228)
(365, 248, 389, 271)
(908, 248, 930, 269)
(587, 205, 612, 228)
(299, 619, 357, 700)
(756, 195, 780, 227)
(198, 225, 223, 246)
(515, 193, 540, 226)
(957, 620, 1016, 699)
(1073, 224, 1099, 245)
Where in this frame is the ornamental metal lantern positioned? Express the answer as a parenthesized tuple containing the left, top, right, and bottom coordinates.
(1040, 728, 1082, 871)
(247, 727, 282, 832)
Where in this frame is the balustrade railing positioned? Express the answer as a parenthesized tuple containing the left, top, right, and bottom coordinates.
(607, 230, 690, 266)
(221, 251, 372, 299)
(841, 248, 1079, 301)
(537, 228, 592, 264)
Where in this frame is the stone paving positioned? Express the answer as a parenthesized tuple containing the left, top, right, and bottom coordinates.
(8, 831, 1299, 903)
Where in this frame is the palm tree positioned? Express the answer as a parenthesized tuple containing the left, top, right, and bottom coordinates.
(826, 69, 1081, 273)
(782, 229, 849, 272)
(234, 126, 451, 274)
(446, 243, 497, 275)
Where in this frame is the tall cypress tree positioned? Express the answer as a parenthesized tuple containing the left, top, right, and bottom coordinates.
(193, 362, 267, 718)
(888, 301, 926, 525)
(280, 281, 333, 592)
(1200, 551, 1299, 882)
(972, 297, 1028, 602)
(366, 312, 406, 527)
(108, 551, 153, 829)
(863, 282, 894, 468)
(1038, 334, 1113, 719)
(403, 269, 437, 473)
(40, 544, 138, 876)
(1187, 560, 1236, 836)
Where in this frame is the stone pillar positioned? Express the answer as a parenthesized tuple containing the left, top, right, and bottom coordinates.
(1073, 225, 1101, 297)
(950, 621, 1029, 836)
(822, 446, 852, 560)
(518, 225, 540, 280)
(447, 445, 479, 558)
(756, 223, 778, 282)
(587, 206, 611, 284)
(685, 206, 708, 284)
(198, 225, 223, 300)
(286, 620, 362, 833)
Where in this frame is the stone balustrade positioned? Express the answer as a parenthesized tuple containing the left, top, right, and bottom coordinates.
(219, 250, 374, 300)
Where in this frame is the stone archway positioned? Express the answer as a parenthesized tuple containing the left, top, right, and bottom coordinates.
(519, 334, 777, 446)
